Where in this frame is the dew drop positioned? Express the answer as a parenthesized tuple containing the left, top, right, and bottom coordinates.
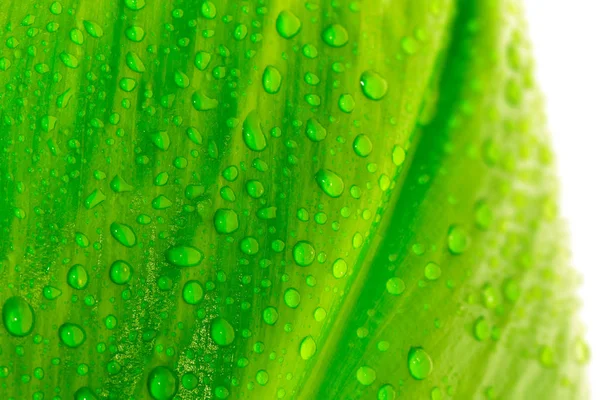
(2, 296, 34, 337)
(284, 288, 300, 308)
(147, 366, 178, 400)
(165, 246, 204, 267)
(378, 384, 396, 400)
(315, 169, 344, 198)
(293, 241, 316, 266)
(353, 134, 373, 157)
(262, 307, 279, 325)
(262, 65, 282, 94)
(109, 260, 133, 285)
(276, 10, 301, 39)
(424, 262, 441, 281)
(386, 277, 405, 296)
(67, 264, 89, 290)
(360, 70, 388, 100)
(408, 347, 433, 380)
(211, 317, 235, 346)
(356, 366, 377, 386)
(305, 118, 327, 142)
(192, 91, 218, 111)
(332, 258, 348, 279)
(300, 336, 317, 360)
(182, 280, 204, 305)
(242, 111, 267, 151)
(214, 209, 239, 234)
(59, 323, 86, 348)
(110, 222, 137, 247)
(447, 225, 469, 254)
(322, 24, 348, 47)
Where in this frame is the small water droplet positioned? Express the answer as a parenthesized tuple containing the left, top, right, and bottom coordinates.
(242, 111, 267, 151)
(147, 366, 178, 400)
(305, 118, 327, 142)
(67, 264, 89, 290)
(447, 225, 469, 254)
(214, 209, 239, 234)
(110, 222, 137, 247)
(356, 366, 377, 386)
(109, 260, 133, 285)
(262, 65, 282, 94)
(353, 134, 373, 157)
(386, 277, 405, 295)
(182, 280, 204, 305)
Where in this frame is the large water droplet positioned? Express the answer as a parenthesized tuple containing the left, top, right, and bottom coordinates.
(165, 246, 204, 267)
(360, 70, 388, 100)
(356, 366, 377, 386)
(386, 277, 405, 295)
(2, 296, 34, 337)
(305, 118, 327, 142)
(300, 336, 317, 360)
(242, 111, 267, 151)
(315, 169, 344, 198)
(214, 208, 239, 234)
(262, 65, 282, 94)
(211, 317, 235, 346)
(110, 222, 137, 247)
(109, 260, 133, 285)
(447, 225, 469, 254)
(182, 280, 204, 305)
(192, 91, 218, 111)
(322, 24, 348, 47)
(353, 134, 373, 157)
(284, 288, 300, 308)
(293, 241, 316, 266)
(276, 10, 301, 39)
(67, 264, 89, 290)
(59, 323, 86, 348)
(407, 347, 433, 380)
(147, 366, 178, 400)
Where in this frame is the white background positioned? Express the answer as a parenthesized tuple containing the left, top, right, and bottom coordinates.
(525, 1, 600, 397)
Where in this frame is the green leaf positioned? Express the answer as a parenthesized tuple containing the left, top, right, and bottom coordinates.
(0, 0, 588, 399)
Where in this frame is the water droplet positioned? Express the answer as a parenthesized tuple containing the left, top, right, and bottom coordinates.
(338, 94, 355, 113)
(192, 91, 218, 111)
(182, 280, 204, 305)
(211, 317, 235, 346)
(151, 131, 171, 151)
(83, 20, 103, 38)
(240, 237, 259, 255)
(305, 118, 327, 142)
(201, 1, 217, 19)
(67, 264, 89, 290)
(408, 347, 433, 380)
(182, 372, 199, 390)
(424, 262, 441, 281)
(125, 25, 145, 42)
(124, 0, 146, 11)
(473, 317, 491, 341)
(360, 70, 388, 100)
(60, 52, 79, 68)
(392, 146, 406, 166)
(293, 241, 316, 266)
(109, 260, 133, 285)
(2, 296, 34, 337)
(59, 323, 86, 348)
(194, 51, 211, 71)
(276, 10, 301, 39)
(284, 288, 300, 308)
(246, 180, 265, 199)
(242, 111, 267, 151)
(315, 169, 344, 198)
(322, 24, 348, 47)
(386, 277, 405, 296)
(74, 387, 97, 400)
(110, 222, 137, 247)
(147, 366, 178, 400)
(378, 384, 396, 400)
(214, 209, 239, 234)
(300, 336, 317, 360)
(353, 134, 373, 157)
(447, 225, 469, 254)
(43, 286, 62, 300)
(166, 246, 204, 267)
(474, 200, 492, 230)
(174, 69, 190, 88)
(357, 366, 377, 386)
(262, 65, 282, 94)
(126, 51, 145, 73)
(262, 307, 279, 325)
(332, 258, 348, 279)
